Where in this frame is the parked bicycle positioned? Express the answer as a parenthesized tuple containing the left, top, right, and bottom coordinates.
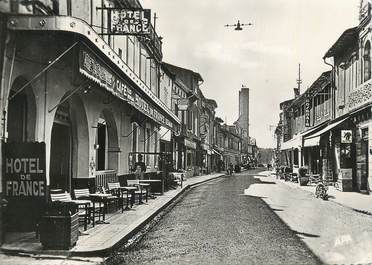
(314, 178, 329, 200)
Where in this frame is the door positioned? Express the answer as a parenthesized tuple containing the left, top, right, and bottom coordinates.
(50, 123, 72, 191)
(361, 138, 368, 190)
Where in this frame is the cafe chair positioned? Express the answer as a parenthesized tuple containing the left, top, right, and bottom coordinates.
(107, 182, 133, 212)
(127, 179, 148, 204)
(97, 185, 120, 212)
(73, 188, 104, 226)
(50, 192, 89, 231)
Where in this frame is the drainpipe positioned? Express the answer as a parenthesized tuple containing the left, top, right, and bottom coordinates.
(323, 57, 335, 120)
(323, 56, 335, 180)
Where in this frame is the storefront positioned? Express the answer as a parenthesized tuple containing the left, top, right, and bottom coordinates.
(351, 106, 372, 192)
(304, 118, 354, 191)
(1, 15, 180, 234)
(185, 138, 198, 176)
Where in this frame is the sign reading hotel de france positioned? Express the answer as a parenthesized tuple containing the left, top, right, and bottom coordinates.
(2, 142, 46, 230)
(110, 9, 151, 35)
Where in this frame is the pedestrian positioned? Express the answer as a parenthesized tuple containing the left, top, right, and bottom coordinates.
(228, 163, 234, 175)
(133, 154, 146, 180)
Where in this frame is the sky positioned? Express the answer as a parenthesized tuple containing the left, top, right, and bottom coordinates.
(142, 0, 359, 148)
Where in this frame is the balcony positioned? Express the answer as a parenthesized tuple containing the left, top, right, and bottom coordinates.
(348, 80, 372, 112)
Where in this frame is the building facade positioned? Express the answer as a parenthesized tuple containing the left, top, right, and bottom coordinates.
(0, 0, 181, 234)
(276, 0, 372, 192)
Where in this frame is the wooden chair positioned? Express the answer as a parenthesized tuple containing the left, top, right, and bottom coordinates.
(107, 182, 133, 212)
(50, 192, 89, 231)
(97, 185, 120, 212)
(127, 179, 148, 204)
(73, 189, 104, 226)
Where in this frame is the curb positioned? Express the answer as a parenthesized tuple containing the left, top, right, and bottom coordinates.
(265, 173, 372, 217)
(77, 173, 226, 257)
(1, 174, 226, 258)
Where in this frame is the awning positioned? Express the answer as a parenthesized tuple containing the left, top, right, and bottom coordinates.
(304, 118, 348, 147)
(280, 136, 302, 150)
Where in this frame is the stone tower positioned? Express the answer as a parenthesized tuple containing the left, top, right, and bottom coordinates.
(239, 87, 249, 137)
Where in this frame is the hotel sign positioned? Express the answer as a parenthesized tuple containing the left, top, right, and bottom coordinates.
(2, 142, 46, 231)
(79, 48, 175, 130)
(110, 9, 151, 35)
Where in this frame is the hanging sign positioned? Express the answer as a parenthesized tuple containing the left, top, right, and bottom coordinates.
(341, 130, 353, 144)
(110, 9, 151, 35)
(2, 142, 46, 231)
(305, 97, 311, 127)
(177, 98, 189, 111)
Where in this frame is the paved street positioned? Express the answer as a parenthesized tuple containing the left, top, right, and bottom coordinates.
(106, 170, 321, 265)
(246, 172, 372, 264)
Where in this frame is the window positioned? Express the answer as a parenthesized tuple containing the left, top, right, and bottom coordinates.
(364, 41, 371, 82)
(127, 37, 135, 70)
(140, 46, 147, 81)
(146, 128, 151, 164)
(131, 123, 138, 152)
(118, 48, 122, 59)
(175, 104, 179, 117)
(187, 111, 193, 130)
(134, 38, 140, 76)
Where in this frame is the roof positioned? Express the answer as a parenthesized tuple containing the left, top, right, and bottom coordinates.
(206, 98, 217, 108)
(305, 71, 331, 96)
(163, 62, 204, 82)
(161, 63, 176, 79)
(290, 71, 331, 108)
(323, 27, 359, 58)
(279, 99, 294, 110)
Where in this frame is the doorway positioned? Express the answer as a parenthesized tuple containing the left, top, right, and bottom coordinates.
(361, 128, 369, 191)
(50, 103, 72, 191)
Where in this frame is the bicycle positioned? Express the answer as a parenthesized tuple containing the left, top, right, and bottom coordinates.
(315, 179, 329, 200)
(334, 181, 340, 190)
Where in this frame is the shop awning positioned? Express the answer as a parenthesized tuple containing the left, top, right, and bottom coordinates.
(280, 136, 302, 150)
(304, 118, 348, 147)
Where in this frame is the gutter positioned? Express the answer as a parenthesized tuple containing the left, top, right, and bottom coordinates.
(323, 57, 336, 119)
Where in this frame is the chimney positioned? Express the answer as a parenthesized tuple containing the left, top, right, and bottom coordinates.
(293, 88, 300, 98)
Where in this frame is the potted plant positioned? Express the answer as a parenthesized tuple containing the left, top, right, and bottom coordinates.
(298, 166, 309, 186)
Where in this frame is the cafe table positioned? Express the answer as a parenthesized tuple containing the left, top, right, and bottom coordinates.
(139, 179, 162, 198)
(89, 193, 112, 224)
(117, 186, 137, 211)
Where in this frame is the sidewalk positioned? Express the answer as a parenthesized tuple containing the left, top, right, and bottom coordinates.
(1, 173, 225, 257)
(260, 170, 372, 215)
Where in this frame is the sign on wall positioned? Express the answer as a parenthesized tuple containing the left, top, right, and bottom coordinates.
(2, 142, 46, 231)
(341, 130, 353, 144)
(305, 97, 311, 127)
(110, 9, 151, 35)
(79, 48, 176, 131)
